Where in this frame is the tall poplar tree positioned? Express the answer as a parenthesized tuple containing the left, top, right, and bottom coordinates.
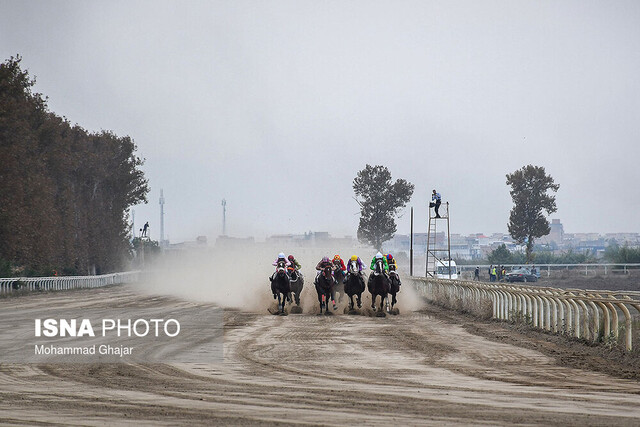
(353, 165, 414, 251)
(506, 165, 559, 262)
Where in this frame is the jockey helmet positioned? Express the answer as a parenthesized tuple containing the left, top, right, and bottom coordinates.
(333, 254, 341, 260)
(375, 252, 383, 259)
(278, 252, 285, 259)
(350, 255, 358, 261)
(288, 255, 294, 262)
(322, 256, 330, 263)
(387, 254, 393, 260)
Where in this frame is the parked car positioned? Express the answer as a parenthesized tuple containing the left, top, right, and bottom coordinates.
(505, 268, 538, 283)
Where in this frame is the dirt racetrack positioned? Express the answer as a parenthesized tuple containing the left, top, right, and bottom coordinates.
(1, 284, 640, 426)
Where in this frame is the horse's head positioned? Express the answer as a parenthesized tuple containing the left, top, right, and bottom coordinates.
(322, 265, 333, 279)
(276, 260, 287, 275)
(374, 259, 384, 275)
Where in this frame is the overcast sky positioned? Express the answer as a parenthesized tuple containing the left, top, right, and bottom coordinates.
(2, 1, 639, 242)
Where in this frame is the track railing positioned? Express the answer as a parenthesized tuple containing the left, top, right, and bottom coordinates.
(458, 263, 640, 277)
(0, 271, 140, 295)
(411, 277, 640, 351)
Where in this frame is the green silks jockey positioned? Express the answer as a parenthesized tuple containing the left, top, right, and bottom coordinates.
(370, 252, 389, 271)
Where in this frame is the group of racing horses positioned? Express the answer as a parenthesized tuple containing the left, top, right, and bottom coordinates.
(269, 256, 401, 316)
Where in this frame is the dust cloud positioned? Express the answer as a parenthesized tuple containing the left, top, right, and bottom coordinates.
(134, 242, 423, 314)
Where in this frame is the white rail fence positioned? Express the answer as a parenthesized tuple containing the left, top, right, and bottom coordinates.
(457, 263, 640, 277)
(0, 271, 140, 295)
(412, 277, 640, 351)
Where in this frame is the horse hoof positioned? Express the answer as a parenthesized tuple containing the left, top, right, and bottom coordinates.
(390, 308, 400, 315)
(279, 311, 288, 316)
(375, 311, 386, 317)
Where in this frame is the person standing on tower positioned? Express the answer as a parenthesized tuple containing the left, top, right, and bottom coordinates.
(431, 189, 442, 218)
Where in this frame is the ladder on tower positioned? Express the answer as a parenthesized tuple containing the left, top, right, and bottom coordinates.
(425, 201, 452, 278)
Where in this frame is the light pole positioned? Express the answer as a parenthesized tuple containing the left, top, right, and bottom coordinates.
(222, 199, 226, 236)
(159, 189, 165, 245)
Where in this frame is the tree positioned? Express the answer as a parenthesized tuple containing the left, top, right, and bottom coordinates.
(506, 165, 559, 263)
(353, 165, 414, 250)
(604, 242, 640, 264)
(0, 56, 149, 275)
(131, 237, 161, 268)
(488, 244, 513, 264)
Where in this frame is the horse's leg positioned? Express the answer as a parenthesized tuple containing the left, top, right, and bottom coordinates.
(295, 290, 301, 306)
(277, 294, 282, 312)
(356, 292, 362, 308)
(380, 297, 385, 313)
(392, 292, 397, 308)
(330, 287, 337, 310)
(371, 294, 376, 311)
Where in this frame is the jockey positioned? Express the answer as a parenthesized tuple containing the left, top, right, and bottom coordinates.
(315, 256, 334, 275)
(332, 254, 346, 272)
(287, 254, 302, 280)
(272, 252, 290, 268)
(386, 253, 398, 271)
(347, 255, 365, 273)
(346, 255, 366, 287)
(270, 252, 290, 281)
(287, 255, 301, 271)
(370, 252, 389, 272)
(387, 253, 402, 286)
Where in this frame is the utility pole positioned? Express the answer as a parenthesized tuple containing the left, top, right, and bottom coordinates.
(410, 207, 414, 276)
(131, 209, 135, 240)
(159, 189, 165, 245)
(222, 199, 227, 236)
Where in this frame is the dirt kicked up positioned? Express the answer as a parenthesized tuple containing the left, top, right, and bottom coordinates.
(1, 285, 639, 426)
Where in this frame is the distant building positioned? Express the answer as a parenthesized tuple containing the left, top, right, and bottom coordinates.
(541, 218, 564, 245)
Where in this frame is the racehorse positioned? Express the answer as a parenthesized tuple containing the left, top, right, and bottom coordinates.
(333, 265, 346, 302)
(315, 264, 335, 315)
(287, 266, 304, 307)
(367, 258, 390, 315)
(388, 263, 401, 311)
(344, 260, 365, 310)
(269, 260, 291, 315)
